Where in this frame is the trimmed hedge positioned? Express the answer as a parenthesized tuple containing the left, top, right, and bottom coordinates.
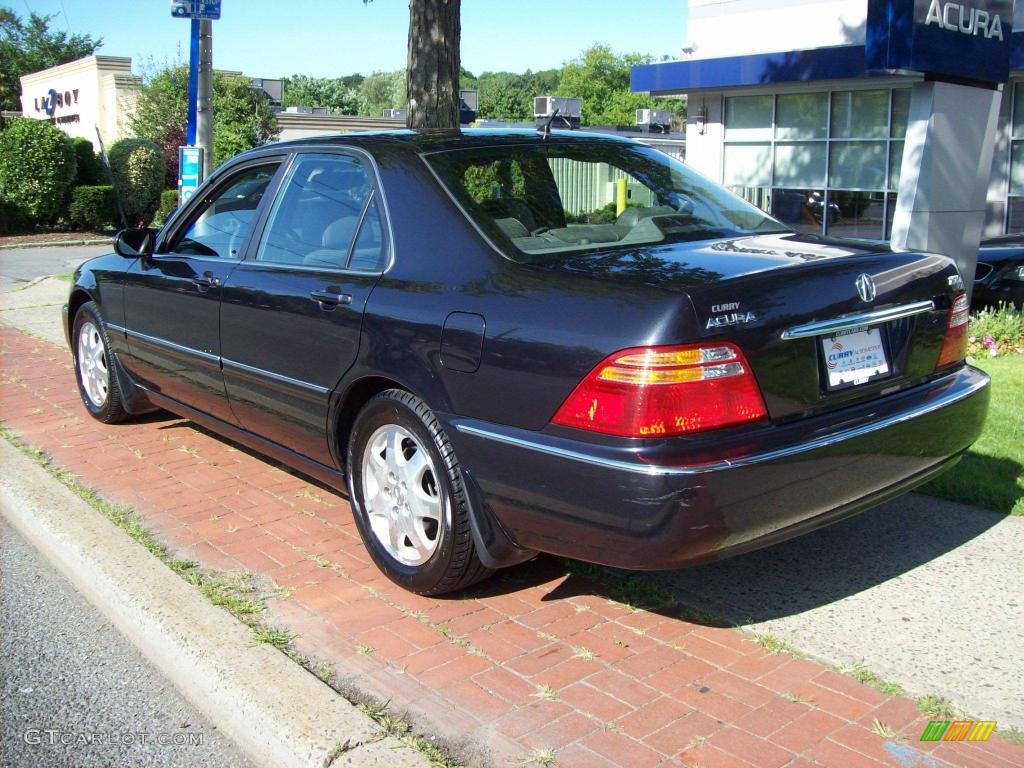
(153, 189, 180, 227)
(108, 138, 165, 227)
(68, 185, 119, 231)
(0, 118, 77, 225)
(72, 138, 104, 187)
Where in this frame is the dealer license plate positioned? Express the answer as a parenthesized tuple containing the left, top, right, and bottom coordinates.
(821, 326, 890, 389)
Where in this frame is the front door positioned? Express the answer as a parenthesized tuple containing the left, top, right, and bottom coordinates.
(220, 151, 389, 465)
(121, 160, 283, 423)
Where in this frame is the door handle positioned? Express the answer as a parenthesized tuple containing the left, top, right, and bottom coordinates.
(192, 273, 221, 290)
(310, 290, 353, 308)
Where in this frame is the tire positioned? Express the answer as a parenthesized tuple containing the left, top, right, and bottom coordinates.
(72, 301, 131, 424)
(346, 389, 491, 595)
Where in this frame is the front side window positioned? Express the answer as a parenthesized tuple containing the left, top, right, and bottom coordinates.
(427, 141, 785, 263)
(171, 165, 278, 258)
(256, 153, 385, 270)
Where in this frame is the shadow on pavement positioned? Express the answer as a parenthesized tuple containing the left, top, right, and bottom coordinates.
(529, 497, 1007, 626)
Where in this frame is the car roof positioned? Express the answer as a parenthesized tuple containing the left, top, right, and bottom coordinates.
(252, 128, 640, 156)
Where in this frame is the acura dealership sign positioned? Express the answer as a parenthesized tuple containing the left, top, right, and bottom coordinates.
(866, 0, 1012, 83)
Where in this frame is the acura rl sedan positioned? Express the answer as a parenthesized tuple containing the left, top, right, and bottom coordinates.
(64, 130, 989, 594)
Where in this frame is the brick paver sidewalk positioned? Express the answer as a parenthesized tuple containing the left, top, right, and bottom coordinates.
(1, 325, 1020, 768)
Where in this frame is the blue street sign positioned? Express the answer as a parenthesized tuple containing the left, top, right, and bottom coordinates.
(179, 146, 205, 205)
(170, 1, 221, 20)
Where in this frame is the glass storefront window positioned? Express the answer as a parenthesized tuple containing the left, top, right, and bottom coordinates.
(829, 191, 886, 240)
(775, 93, 827, 140)
(722, 88, 912, 237)
(832, 90, 889, 139)
(1013, 83, 1024, 138)
(891, 89, 911, 138)
(723, 143, 771, 186)
(1010, 143, 1024, 196)
(1007, 196, 1024, 233)
(829, 141, 886, 190)
(770, 189, 826, 234)
(773, 143, 826, 187)
(888, 141, 904, 192)
(724, 95, 773, 141)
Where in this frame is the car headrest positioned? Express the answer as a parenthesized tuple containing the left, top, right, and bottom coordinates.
(615, 205, 677, 228)
(322, 216, 358, 251)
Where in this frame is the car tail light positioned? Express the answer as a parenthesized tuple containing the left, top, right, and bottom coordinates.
(935, 292, 969, 369)
(551, 343, 768, 437)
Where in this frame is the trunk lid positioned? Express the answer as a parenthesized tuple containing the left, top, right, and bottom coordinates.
(556, 233, 962, 421)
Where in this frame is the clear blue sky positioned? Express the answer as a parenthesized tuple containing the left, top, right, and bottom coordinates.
(12, 1, 688, 78)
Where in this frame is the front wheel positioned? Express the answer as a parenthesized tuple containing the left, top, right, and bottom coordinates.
(346, 389, 490, 595)
(72, 301, 130, 424)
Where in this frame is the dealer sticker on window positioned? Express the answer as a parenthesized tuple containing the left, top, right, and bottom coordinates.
(821, 326, 890, 389)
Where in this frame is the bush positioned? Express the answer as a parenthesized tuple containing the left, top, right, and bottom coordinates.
(153, 189, 180, 227)
(107, 138, 165, 227)
(0, 117, 77, 225)
(68, 185, 119, 231)
(72, 138, 104, 186)
(0, 198, 27, 235)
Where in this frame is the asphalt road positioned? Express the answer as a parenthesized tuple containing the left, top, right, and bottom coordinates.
(0, 514, 254, 768)
(0, 245, 109, 291)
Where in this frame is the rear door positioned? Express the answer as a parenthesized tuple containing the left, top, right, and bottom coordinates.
(219, 150, 390, 465)
(121, 159, 283, 423)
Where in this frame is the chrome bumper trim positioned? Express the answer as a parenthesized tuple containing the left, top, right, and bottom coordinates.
(455, 370, 988, 477)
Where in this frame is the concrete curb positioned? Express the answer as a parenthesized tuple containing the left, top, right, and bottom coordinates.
(0, 238, 111, 250)
(0, 438, 429, 768)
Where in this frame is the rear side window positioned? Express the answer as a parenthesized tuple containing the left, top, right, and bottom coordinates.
(256, 153, 387, 271)
(426, 141, 786, 263)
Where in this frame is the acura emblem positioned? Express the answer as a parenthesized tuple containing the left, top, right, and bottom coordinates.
(855, 274, 877, 303)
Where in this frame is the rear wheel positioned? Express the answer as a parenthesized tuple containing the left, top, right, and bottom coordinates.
(347, 389, 490, 595)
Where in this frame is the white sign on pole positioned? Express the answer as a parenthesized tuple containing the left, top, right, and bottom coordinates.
(170, 1, 222, 20)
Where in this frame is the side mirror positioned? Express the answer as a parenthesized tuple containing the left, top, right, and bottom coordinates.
(113, 228, 156, 258)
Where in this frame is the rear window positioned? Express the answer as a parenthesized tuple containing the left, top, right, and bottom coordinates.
(425, 140, 787, 263)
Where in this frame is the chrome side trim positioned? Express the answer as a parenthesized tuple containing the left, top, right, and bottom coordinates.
(106, 322, 127, 336)
(222, 357, 329, 395)
(780, 300, 935, 340)
(125, 328, 219, 364)
(454, 371, 988, 476)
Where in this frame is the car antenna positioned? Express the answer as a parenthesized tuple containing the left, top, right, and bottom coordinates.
(539, 108, 560, 140)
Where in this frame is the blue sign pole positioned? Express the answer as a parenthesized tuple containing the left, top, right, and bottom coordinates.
(186, 18, 200, 145)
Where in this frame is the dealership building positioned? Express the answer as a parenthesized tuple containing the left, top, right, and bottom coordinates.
(632, 0, 1021, 240)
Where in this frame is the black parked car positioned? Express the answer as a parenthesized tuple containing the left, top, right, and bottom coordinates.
(65, 130, 989, 595)
(974, 234, 1024, 310)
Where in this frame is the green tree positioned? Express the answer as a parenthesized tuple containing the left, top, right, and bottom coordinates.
(475, 72, 532, 121)
(0, 117, 76, 224)
(556, 44, 685, 127)
(281, 74, 359, 114)
(0, 10, 102, 112)
(359, 70, 406, 117)
(128, 63, 278, 180)
(212, 72, 279, 166)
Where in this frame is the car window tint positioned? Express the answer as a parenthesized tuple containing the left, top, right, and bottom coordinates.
(347, 194, 386, 271)
(173, 166, 277, 259)
(426, 142, 787, 263)
(256, 154, 373, 268)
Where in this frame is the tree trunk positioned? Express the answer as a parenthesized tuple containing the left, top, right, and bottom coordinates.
(406, 0, 460, 130)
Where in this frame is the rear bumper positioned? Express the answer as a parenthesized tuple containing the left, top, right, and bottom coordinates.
(444, 365, 990, 570)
